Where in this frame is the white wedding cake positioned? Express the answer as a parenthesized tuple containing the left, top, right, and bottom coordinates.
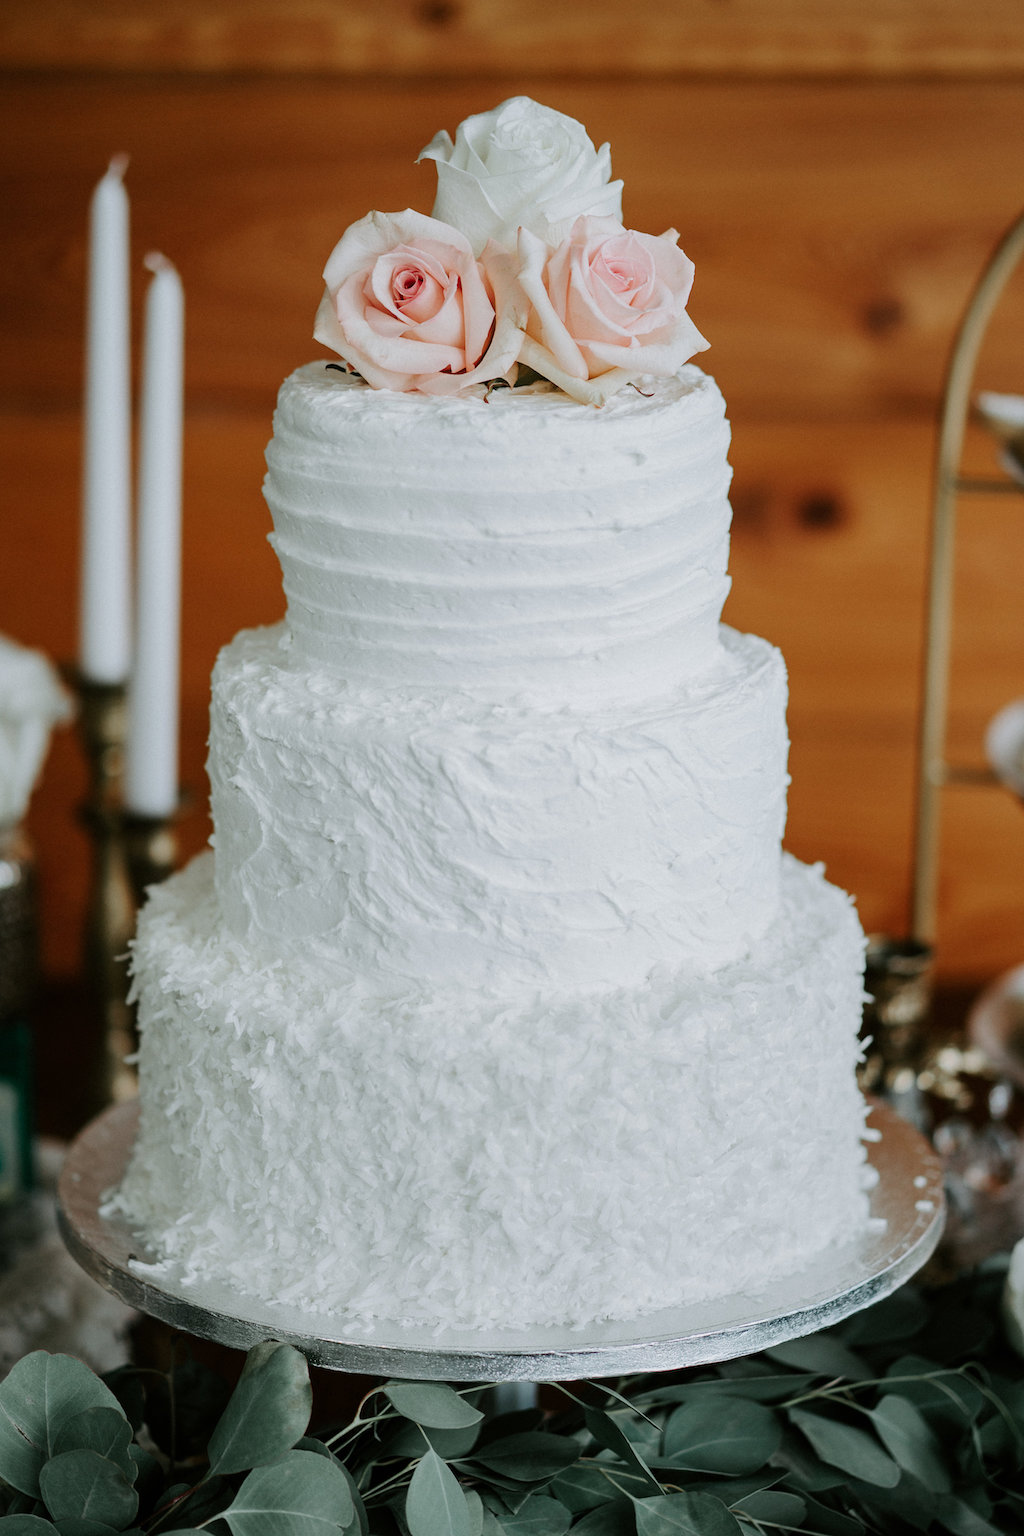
(115, 99, 869, 1331)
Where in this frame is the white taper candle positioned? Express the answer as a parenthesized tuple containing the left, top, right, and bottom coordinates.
(125, 254, 184, 818)
(79, 155, 132, 683)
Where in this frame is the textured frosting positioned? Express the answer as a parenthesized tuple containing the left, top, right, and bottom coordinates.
(116, 851, 869, 1331)
(119, 359, 871, 1330)
(264, 363, 733, 704)
(209, 622, 789, 987)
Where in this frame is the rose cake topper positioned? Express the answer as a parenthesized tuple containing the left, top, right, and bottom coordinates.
(314, 97, 709, 406)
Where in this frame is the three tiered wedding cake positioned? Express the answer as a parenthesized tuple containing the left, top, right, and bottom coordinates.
(115, 98, 870, 1330)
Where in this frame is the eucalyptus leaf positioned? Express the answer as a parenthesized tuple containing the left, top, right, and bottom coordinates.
(464, 1487, 485, 1536)
(583, 1408, 661, 1494)
(994, 1377, 1024, 1435)
(976, 1406, 1016, 1463)
(763, 1335, 872, 1382)
(469, 1433, 580, 1485)
(788, 1409, 900, 1488)
(866, 1393, 952, 1492)
(548, 1463, 629, 1514)
(380, 1420, 482, 1460)
(677, 1474, 781, 1505)
(768, 1428, 854, 1492)
(336, 1463, 367, 1536)
(492, 1493, 572, 1535)
(633, 1490, 742, 1536)
(53, 1410, 135, 1484)
(37, 1449, 138, 1529)
(478, 1477, 546, 1513)
(53, 1520, 131, 1536)
(603, 1409, 660, 1461)
(569, 1506, 634, 1536)
(883, 1355, 986, 1424)
(662, 1397, 781, 1475)
(207, 1343, 312, 1478)
(406, 1449, 473, 1536)
(0, 1354, 124, 1498)
(384, 1383, 483, 1432)
(852, 1470, 937, 1533)
(295, 1438, 336, 1462)
(0, 1519, 57, 1533)
(481, 1486, 521, 1517)
(635, 1372, 818, 1406)
(729, 1488, 806, 1523)
(936, 1495, 1010, 1536)
(799, 1496, 866, 1536)
(683, 1372, 821, 1403)
(221, 1449, 355, 1535)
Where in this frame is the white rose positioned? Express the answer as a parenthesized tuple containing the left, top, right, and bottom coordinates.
(418, 96, 623, 256)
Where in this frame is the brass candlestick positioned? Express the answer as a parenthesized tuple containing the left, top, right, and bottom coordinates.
(74, 673, 136, 1110)
(122, 811, 178, 909)
(73, 675, 180, 1109)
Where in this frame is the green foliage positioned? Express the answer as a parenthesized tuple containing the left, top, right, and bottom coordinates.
(0, 1261, 1022, 1534)
(383, 1383, 483, 1431)
(218, 1449, 354, 1535)
(406, 1448, 475, 1536)
(206, 1342, 313, 1477)
(0, 1354, 124, 1498)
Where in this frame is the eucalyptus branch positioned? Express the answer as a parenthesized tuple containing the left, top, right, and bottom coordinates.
(324, 1401, 401, 1451)
(780, 1365, 978, 1412)
(359, 1461, 417, 1506)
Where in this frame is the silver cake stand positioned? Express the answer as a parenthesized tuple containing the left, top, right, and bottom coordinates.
(58, 1099, 944, 1382)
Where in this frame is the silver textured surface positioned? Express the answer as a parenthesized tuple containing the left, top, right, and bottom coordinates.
(58, 1099, 944, 1381)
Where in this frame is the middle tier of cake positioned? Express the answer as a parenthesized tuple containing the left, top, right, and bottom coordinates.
(209, 621, 790, 988)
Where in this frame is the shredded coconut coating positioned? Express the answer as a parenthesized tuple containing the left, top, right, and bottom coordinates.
(115, 851, 869, 1331)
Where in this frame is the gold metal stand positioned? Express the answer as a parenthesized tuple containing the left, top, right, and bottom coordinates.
(912, 206, 1024, 944)
(73, 673, 178, 1109)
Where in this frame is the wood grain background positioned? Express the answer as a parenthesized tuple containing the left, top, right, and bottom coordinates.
(2, 0, 1023, 1026)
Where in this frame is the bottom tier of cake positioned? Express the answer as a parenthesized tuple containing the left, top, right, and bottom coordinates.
(114, 851, 870, 1332)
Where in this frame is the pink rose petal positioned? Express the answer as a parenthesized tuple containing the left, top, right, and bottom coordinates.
(314, 208, 525, 394)
(514, 216, 708, 401)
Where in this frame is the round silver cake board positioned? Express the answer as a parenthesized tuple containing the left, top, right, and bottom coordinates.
(58, 1099, 944, 1383)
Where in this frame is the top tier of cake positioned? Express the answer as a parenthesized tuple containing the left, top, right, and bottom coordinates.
(264, 362, 733, 706)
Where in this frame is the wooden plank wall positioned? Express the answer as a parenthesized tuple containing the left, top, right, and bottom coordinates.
(2, 0, 1024, 1002)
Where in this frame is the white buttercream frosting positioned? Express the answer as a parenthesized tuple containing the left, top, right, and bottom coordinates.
(121, 358, 871, 1330)
(209, 622, 788, 988)
(264, 363, 733, 703)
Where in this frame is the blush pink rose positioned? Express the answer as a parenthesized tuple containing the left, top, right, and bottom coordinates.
(516, 216, 709, 405)
(313, 209, 526, 395)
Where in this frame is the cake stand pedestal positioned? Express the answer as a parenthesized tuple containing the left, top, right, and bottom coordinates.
(57, 1099, 944, 1383)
